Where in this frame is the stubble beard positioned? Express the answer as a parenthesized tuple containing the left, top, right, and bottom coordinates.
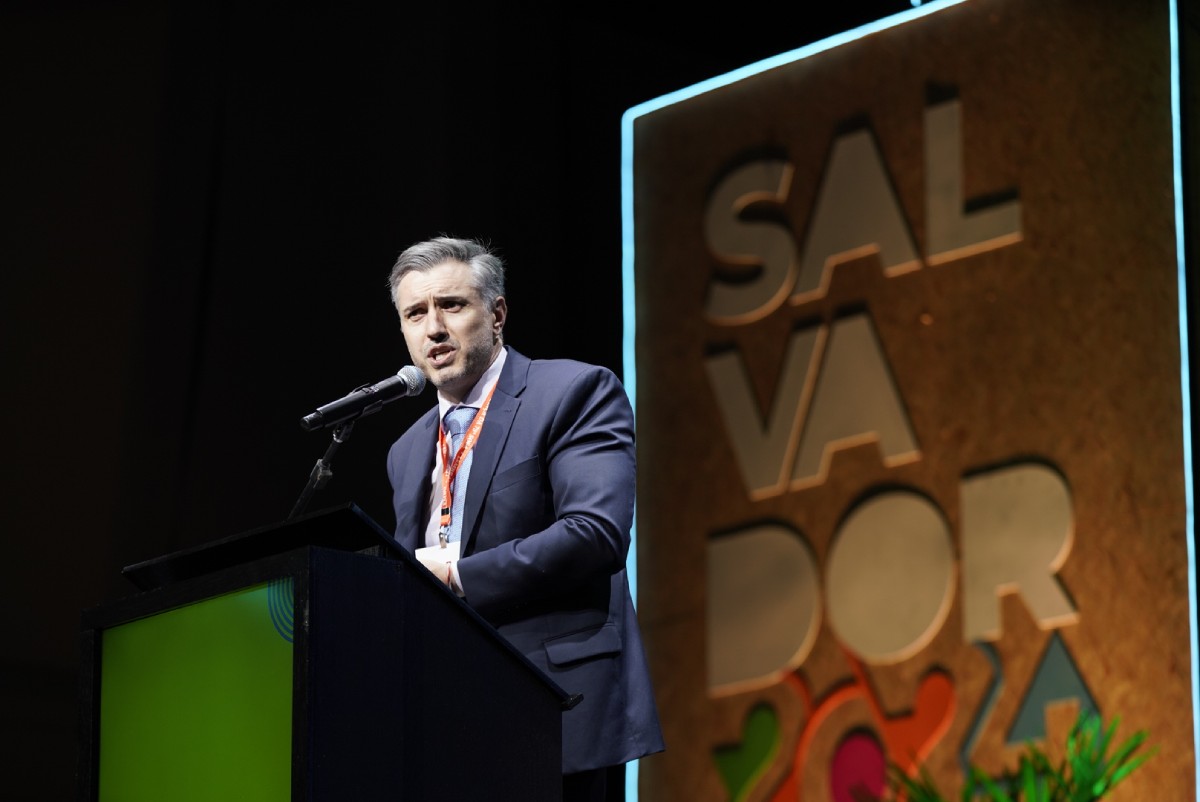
(428, 337, 500, 400)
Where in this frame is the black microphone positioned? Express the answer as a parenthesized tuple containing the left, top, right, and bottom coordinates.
(300, 365, 427, 431)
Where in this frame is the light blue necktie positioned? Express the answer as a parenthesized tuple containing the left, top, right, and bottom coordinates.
(443, 405, 478, 544)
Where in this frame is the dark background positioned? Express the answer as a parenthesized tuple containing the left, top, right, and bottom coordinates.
(1, 1, 959, 798)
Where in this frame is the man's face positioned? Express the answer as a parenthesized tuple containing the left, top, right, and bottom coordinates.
(394, 260, 506, 403)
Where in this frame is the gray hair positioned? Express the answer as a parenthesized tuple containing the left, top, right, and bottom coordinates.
(387, 236, 507, 310)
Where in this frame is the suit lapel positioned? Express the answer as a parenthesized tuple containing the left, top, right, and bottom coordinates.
(395, 408, 439, 550)
(461, 348, 528, 554)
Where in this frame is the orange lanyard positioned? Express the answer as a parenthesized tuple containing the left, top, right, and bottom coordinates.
(436, 383, 497, 543)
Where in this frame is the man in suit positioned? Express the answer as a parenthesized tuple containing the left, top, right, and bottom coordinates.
(385, 236, 664, 801)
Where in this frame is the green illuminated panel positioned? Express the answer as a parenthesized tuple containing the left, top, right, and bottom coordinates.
(99, 579, 294, 801)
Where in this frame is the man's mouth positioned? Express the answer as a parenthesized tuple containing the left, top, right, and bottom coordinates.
(427, 346, 455, 368)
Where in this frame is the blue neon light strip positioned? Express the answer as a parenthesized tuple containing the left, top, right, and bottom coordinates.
(1167, 1, 1200, 795)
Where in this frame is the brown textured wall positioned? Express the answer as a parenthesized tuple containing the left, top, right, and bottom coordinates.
(631, 0, 1192, 799)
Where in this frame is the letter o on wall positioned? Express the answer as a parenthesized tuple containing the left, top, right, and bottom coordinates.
(825, 491, 955, 664)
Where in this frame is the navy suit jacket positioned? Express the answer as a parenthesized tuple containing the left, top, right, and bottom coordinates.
(386, 346, 664, 773)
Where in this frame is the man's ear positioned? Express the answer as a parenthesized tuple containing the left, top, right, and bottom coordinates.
(492, 296, 507, 335)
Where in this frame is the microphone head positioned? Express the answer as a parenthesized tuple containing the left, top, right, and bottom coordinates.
(398, 365, 427, 395)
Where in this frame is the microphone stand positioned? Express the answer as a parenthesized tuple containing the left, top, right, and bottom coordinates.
(289, 419, 354, 520)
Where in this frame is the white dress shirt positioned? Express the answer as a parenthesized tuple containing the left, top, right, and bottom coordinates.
(421, 347, 507, 594)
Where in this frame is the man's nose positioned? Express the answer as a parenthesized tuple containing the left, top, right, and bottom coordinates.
(424, 309, 448, 339)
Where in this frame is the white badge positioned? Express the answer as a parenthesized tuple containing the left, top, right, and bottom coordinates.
(416, 540, 461, 565)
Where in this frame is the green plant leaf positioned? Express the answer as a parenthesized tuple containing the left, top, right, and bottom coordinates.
(879, 709, 1154, 801)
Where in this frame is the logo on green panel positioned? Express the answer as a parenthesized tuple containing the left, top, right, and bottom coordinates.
(268, 577, 295, 642)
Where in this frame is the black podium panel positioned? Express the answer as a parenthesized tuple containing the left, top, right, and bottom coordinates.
(119, 503, 394, 592)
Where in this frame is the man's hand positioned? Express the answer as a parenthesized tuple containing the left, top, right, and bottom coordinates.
(416, 549, 453, 586)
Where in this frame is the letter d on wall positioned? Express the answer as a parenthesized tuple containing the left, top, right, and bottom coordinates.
(707, 524, 821, 691)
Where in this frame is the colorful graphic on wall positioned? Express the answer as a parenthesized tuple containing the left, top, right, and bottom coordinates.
(624, 0, 1195, 799)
